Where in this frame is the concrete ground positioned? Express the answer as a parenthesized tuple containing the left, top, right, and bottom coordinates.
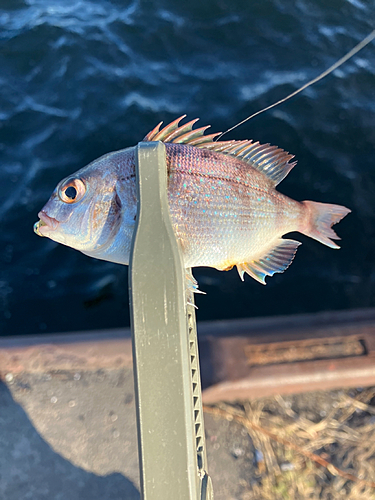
(0, 367, 255, 500)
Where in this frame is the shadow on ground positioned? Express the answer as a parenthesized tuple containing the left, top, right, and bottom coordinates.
(0, 381, 140, 500)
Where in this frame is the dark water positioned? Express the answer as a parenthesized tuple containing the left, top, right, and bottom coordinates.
(0, 0, 374, 336)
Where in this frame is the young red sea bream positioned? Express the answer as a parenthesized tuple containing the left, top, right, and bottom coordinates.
(34, 115, 350, 288)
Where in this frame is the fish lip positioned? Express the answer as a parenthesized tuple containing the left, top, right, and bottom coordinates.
(37, 211, 60, 232)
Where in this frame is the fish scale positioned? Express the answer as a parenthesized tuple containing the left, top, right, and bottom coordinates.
(34, 116, 350, 288)
(166, 142, 300, 270)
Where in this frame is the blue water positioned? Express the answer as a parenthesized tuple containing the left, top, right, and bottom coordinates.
(0, 0, 374, 335)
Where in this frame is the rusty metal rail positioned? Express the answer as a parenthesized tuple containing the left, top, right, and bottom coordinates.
(199, 308, 375, 401)
(1, 308, 375, 401)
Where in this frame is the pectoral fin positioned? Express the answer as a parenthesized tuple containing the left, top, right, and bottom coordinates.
(236, 239, 301, 285)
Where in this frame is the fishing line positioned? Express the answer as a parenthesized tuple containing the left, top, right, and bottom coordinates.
(216, 29, 375, 140)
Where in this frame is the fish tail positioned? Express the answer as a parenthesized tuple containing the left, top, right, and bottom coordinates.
(301, 200, 351, 249)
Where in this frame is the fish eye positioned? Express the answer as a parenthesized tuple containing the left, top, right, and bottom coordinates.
(59, 178, 86, 204)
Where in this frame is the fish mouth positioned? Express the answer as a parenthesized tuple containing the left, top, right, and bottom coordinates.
(34, 211, 60, 237)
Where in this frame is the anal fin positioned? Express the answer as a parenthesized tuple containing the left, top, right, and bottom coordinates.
(237, 239, 301, 285)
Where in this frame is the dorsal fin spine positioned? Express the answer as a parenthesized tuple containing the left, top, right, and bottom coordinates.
(188, 132, 221, 145)
(172, 126, 211, 144)
(154, 116, 184, 140)
(144, 121, 163, 141)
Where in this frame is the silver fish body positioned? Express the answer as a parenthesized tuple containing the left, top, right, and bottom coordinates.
(35, 117, 350, 285)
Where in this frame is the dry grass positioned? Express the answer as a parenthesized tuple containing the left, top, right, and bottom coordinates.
(204, 387, 375, 499)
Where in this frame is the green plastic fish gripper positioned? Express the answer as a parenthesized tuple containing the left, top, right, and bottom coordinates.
(129, 141, 213, 500)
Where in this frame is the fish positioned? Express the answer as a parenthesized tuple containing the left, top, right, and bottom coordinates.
(34, 115, 350, 288)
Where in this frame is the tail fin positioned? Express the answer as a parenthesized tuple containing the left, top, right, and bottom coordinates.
(301, 201, 351, 249)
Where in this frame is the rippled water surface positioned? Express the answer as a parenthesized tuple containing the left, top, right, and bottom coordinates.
(1, 0, 374, 335)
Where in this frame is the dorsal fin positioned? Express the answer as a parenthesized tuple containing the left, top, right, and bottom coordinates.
(143, 116, 297, 186)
